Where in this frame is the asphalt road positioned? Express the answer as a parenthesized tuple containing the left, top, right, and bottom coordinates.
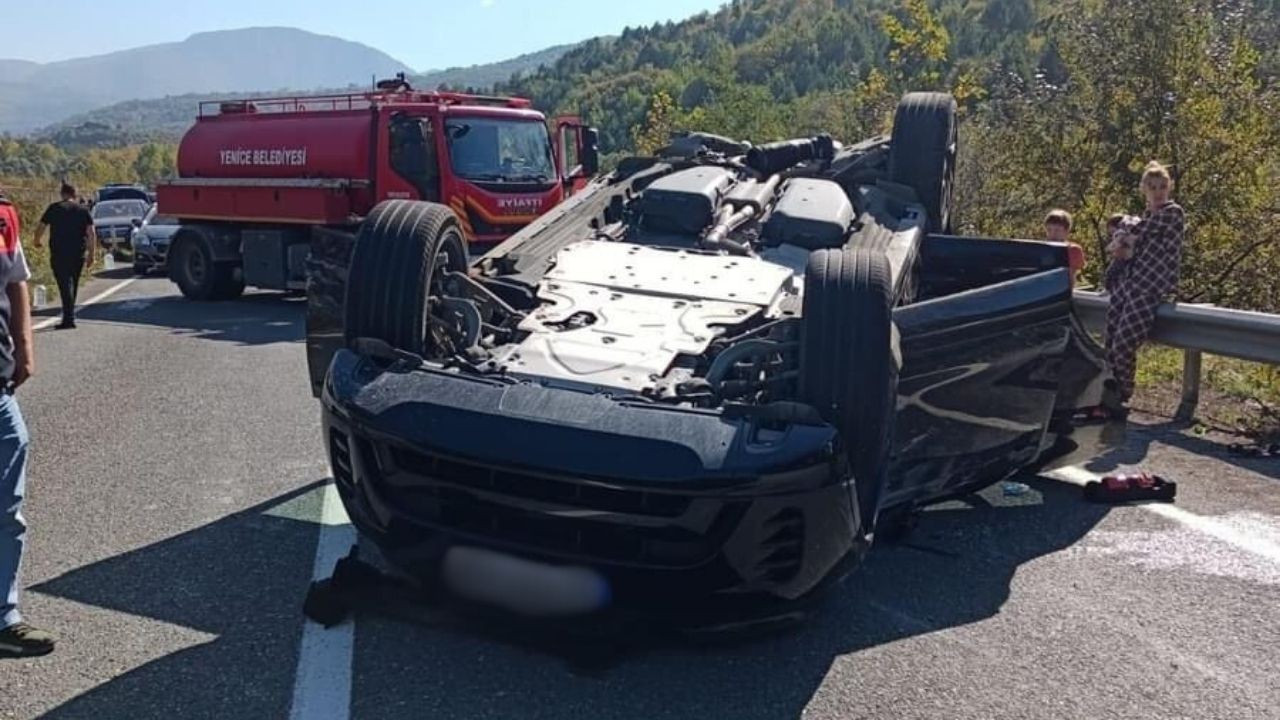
(1, 272, 1278, 719)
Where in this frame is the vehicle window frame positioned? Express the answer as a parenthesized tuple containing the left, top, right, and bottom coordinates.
(444, 116, 555, 184)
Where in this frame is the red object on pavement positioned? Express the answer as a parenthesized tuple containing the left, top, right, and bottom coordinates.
(1085, 472, 1176, 503)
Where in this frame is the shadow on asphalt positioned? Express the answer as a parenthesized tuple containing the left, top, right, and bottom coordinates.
(31, 481, 329, 720)
(71, 292, 306, 346)
(22, 474, 1109, 719)
(1085, 420, 1279, 482)
(91, 267, 139, 281)
(346, 476, 1111, 720)
(31, 268, 142, 321)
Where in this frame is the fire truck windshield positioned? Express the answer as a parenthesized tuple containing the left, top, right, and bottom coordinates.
(445, 117, 555, 184)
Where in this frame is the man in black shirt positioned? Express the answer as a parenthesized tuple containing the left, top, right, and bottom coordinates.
(33, 184, 97, 329)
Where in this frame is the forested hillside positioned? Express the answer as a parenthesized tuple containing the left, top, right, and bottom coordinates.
(5, 0, 1278, 317)
(36, 89, 362, 148)
(500, 0, 1279, 317)
(498, 0, 1040, 154)
(412, 43, 579, 92)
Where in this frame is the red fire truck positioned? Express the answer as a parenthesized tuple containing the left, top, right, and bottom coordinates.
(156, 76, 597, 300)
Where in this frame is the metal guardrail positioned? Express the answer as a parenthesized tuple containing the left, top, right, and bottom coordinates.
(1073, 290, 1280, 421)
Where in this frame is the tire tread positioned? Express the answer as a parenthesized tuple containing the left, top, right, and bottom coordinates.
(345, 200, 465, 355)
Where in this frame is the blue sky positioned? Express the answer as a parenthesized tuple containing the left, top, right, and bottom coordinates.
(2, 0, 726, 69)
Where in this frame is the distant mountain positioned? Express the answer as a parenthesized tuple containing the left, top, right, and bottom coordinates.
(0, 59, 40, 83)
(0, 27, 410, 133)
(412, 43, 579, 90)
(34, 92, 307, 148)
(36, 41, 583, 147)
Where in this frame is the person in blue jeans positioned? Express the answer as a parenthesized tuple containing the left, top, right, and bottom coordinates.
(0, 187, 54, 658)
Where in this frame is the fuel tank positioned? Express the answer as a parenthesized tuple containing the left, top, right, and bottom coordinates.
(176, 110, 374, 181)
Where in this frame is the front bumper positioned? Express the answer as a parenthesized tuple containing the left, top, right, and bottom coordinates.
(133, 243, 168, 267)
(322, 349, 865, 620)
(96, 226, 133, 248)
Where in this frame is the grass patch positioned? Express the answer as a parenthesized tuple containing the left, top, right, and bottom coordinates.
(1136, 344, 1280, 437)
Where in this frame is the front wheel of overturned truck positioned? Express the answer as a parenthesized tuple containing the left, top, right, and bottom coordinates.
(344, 200, 469, 356)
(800, 246, 899, 538)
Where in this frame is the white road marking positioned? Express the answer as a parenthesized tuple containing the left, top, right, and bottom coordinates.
(1048, 464, 1106, 488)
(288, 482, 356, 720)
(1048, 465, 1280, 564)
(34, 277, 139, 330)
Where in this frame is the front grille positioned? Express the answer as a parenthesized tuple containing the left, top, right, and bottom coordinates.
(465, 207, 527, 238)
(754, 509, 804, 583)
(390, 447, 691, 518)
(376, 444, 741, 568)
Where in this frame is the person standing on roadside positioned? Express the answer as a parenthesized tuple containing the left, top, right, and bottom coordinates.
(0, 186, 55, 658)
(1103, 161, 1186, 417)
(32, 183, 96, 330)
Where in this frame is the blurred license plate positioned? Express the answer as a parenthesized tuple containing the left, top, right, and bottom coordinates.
(441, 546, 611, 617)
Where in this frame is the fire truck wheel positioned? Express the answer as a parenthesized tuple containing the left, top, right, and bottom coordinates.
(171, 231, 220, 301)
(344, 200, 468, 356)
(213, 266, 246, 300)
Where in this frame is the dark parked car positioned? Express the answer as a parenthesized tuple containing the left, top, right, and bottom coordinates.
(93, 199, 150, 251)
(131, 205, 180, 274)
(304, 93, 1110, 630)
(96, 183, 151, 204)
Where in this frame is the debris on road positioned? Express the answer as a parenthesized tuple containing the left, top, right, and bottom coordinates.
(1002, 481, 1032, 497)
(1228, 442, 1280, 459)
(1084, 472, 1177, 504)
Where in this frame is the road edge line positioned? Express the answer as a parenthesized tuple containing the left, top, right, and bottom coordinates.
(288, 482, 356, 720)
(1047, 465, 1280, 563)
(34, 276, 139, 330)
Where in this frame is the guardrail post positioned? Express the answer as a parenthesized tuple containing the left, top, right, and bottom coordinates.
(1175, 349, 1202, 423)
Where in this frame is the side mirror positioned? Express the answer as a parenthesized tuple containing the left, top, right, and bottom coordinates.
(580, 127, 600, 177)
(132, 218, 143, 227)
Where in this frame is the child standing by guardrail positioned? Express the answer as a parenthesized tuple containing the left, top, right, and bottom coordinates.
(1104, 162, 1186, 416)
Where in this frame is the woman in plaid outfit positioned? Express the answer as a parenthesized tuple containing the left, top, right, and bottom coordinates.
(1104, 161, 1186, 415)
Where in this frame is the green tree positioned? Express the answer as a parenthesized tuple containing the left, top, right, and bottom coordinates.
(133, 143, 177, 186)
(881, 0, 950, 88)
(959, 0, 1280, 311)
(632, 91, 679, 155)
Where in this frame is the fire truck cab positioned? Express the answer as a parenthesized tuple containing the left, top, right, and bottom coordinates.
(156, 76, 597, 300)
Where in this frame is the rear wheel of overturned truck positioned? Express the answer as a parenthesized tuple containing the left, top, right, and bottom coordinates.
(344, 200, 469, 356)
(800, 247, 899, 540)
(890, 92, 957, 234)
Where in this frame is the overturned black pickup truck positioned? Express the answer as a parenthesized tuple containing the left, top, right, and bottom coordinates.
(303, 92, 1110, 630)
